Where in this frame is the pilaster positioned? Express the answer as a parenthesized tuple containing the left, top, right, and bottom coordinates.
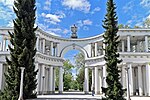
(95, 67, 99, 94)
(36, 35, 40, 51)
(138, 65, 143, 96)
(145, 35, 148, 52)
(50, 66, 53, 93)
(84, 67, 89, 94)
(128, 63, 133, 95)
(102, 65, 107, 88)
(2, 39, 6, 51)
(127, 35, 130, 52)
(122, 40, 125, 52)
(41, 65, 45, 94)
(146, 63, 150, 96)
(95, 42, 98, 56)
(42, 39, 45, 54)
(0, 63, 3, 90)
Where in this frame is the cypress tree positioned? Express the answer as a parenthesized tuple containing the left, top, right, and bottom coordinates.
(102, 0, 125, 100)
(1, 0, 37, 99)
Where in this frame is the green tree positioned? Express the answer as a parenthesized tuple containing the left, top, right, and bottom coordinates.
(118, 24, 124, 29)
(74, 53, 92, 91)
(63, 73, 73, 91)
(143, 18, 150, 28)
(102, 0, 125, 100)
(1, 0, 37, 99)
(63, 60, 74, 91)
(76, 67, 84, 91)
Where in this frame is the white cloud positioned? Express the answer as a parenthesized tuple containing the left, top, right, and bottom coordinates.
(77, 19, 92, 27)
(48, 28, 62, 32)
(0, 0, 14, 10)
(0, 4, 15, 27)
(140, 0, 150, 7)
(76, 19, 92, 31)
(62, 0, 91, 13)
(41, 12, 65, 24)
(63, 29, 70, 34)
(7, 21, 13, 27)
(147, 14, 150, 19)
(45, 14, 61, 22)
(91, 7, 101, 14)
(43, 0, 51, 10)
(37, 23, 61, 37)
(83, 19, 92, 25)
(45, 0, 51, 5)
(123, 1, 134, 13)
(0, 0, 14, 6)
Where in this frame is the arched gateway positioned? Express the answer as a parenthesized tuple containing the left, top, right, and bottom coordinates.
(0, 27, 150, 96)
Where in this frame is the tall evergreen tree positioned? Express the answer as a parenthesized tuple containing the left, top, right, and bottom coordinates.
(1, 0, 37, 99)
(102, 0, 125, 100)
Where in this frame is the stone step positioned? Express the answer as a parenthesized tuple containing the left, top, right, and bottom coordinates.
(27, 98, 100, 100)
(27, 94, 102, 100)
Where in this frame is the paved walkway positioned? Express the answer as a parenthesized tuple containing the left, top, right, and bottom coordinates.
(27, 92, 150, 100)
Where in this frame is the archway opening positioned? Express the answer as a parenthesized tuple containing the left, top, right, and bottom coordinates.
(56, 50, 92, 93)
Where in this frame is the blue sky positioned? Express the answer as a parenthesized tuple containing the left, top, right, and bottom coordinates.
(1, 0, 150, 70)
(1, 0, 150, 38)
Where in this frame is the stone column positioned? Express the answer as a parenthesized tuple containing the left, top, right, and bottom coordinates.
(122, 40, 125, 52)
(36, 35, 40, 51)
(95, 42, 98, 57)
(35, 63, 40, 94)
(18, 67, 25, 100)
(84, 67, 89, 94)
(127, 35, 131, 52)
(0, 63, 3, 90)
(103, 66, 107, 88)
(103, 40, 105, 55)
(145, 35, 148, 52)
(41, 65, 45, 94)
(2, 39, 6, 51)
(125, 67, 130, 100)
(42, 39, 45, 54)
(122, 66, 126, 89)
(59, 66, 63, 93)
(50, 66, 53, 93)
(128, 63, 133, 95)
(0, 41, 2, 51)
(99, 69, 102, 94)
(138, 65, 143, 96)
(92, 68, 95, 91)
(57, 43, 60, 57)
(51, 41, 53, 56)
(45, 67, 49, 94)
(88, 43, 92, 57)
(146, 63, 150, 96)
(52, 68, 55, 93)
(143, 66, 147, 95)
(95, 67, 99, 94)
(39, 39, 42, 52)
(137, 41, 140, 52)
(47, 68, 50, 93)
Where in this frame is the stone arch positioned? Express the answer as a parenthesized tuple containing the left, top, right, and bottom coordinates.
(59, 43, 89, 59)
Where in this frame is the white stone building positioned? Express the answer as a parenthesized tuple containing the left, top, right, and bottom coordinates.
(0, 27, 150, 96)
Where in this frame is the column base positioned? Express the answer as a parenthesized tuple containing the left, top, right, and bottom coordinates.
(47, 91, 55, 94)
(84, 91, 89, 94)
(139, 92, 143, 96)
(59, 91, 63, 94)
(130, 92, 134, 96)
(95, 91, 100, 95)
